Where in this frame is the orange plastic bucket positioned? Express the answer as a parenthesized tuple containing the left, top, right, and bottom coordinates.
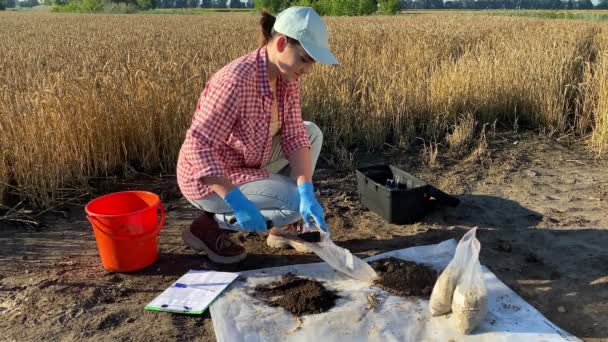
(85, 190, 166, 272)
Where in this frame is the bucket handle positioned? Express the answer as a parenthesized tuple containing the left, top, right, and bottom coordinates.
(87, 216, 163, 241)
(157, 202, 166, 231)
(87, 201, 166, 239)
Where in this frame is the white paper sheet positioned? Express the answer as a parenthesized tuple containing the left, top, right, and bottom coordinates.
(210, 240, 580, 341)
(145, 270, 238, 314)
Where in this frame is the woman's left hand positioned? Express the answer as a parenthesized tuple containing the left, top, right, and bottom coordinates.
(297, 181, 329, 233)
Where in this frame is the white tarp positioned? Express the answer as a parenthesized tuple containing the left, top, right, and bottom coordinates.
(210, 239, 579, 342)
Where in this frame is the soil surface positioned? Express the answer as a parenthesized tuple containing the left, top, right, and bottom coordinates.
(1, 132, 608, 341)
(252, 273, 339, 316)
(370, 257, 437, 297)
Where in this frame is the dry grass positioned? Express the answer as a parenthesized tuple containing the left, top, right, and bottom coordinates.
(422, 140, 440, 169)
(0, 151, 7, 205)
(590, 34, 608, 156)
(1, 12, 608, 207)
(465, 123, 490, 165)
(447, 112, 476, 152)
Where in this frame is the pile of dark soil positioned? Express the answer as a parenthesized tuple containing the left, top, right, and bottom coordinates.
(370, 257, 437, 297)
(253, 274, 339, 316)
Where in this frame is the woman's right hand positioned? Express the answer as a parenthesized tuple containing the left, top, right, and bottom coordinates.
(223, 188, 268, 232)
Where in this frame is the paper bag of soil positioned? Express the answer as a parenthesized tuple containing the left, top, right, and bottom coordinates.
(429, 228, 488, 334)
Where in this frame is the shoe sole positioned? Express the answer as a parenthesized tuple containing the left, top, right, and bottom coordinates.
(182, 228, 247, 265)
(266, 234, 312, 253)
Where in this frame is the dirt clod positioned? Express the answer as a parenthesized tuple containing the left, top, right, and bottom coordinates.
(496, 240, 512, 253)
(369, 257, 437, 297)
(525, 253, 542, 263)
(297, 231, 321, 243)
(253, 274, 339, 316)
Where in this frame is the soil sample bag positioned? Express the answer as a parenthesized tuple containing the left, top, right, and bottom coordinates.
(451, 228, 488, 334)
(429, 228, 478, 316)
(429, 264, 459, 316)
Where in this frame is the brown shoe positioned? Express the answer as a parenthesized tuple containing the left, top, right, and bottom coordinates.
(182, 212, 247, 264)
(266, 221, 313, 253)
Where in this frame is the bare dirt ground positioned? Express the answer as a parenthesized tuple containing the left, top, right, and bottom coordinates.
(1, 131, 607, 341)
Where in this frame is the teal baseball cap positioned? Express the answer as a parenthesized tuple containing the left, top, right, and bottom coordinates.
(273, 6, 339, 65)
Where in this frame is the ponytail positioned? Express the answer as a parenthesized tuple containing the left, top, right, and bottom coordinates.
(258, 10, 276, 47)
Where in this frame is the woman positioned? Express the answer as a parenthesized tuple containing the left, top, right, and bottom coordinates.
(176, 6, 339, 264)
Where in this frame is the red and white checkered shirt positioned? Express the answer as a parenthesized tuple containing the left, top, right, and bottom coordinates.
(177, 47, 311, 200)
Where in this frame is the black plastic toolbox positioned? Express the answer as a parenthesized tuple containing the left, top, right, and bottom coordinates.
(355, 164, 460, 224)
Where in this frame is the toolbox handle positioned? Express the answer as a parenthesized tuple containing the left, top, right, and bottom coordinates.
(427, 185, 460, 207)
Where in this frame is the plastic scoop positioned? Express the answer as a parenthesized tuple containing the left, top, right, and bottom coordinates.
(271, 223, 377, 282)
(304, 227, 378, 282)
(225, 217, 377, 282)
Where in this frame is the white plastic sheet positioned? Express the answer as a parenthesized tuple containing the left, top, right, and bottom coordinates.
(210, 239, 580, 342)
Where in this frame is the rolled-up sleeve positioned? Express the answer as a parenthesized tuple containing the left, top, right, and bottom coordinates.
(184, 80, 239, 179)
(280, 81, 311, 157)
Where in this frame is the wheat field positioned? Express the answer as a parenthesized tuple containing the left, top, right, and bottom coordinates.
(1, 12, 607, 207)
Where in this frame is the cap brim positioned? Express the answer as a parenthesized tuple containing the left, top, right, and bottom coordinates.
(300, 42, 339, 65)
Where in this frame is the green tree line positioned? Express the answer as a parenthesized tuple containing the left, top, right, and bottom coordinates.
(254, 0, 400, 15)
(3, 0, 608, 18)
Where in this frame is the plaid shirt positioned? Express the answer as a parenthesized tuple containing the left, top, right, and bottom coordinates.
(177, 47, 311, 200)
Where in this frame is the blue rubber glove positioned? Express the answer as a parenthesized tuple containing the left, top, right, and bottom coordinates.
(297, 181, 329, 233)
(223, 188, 267, 232)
